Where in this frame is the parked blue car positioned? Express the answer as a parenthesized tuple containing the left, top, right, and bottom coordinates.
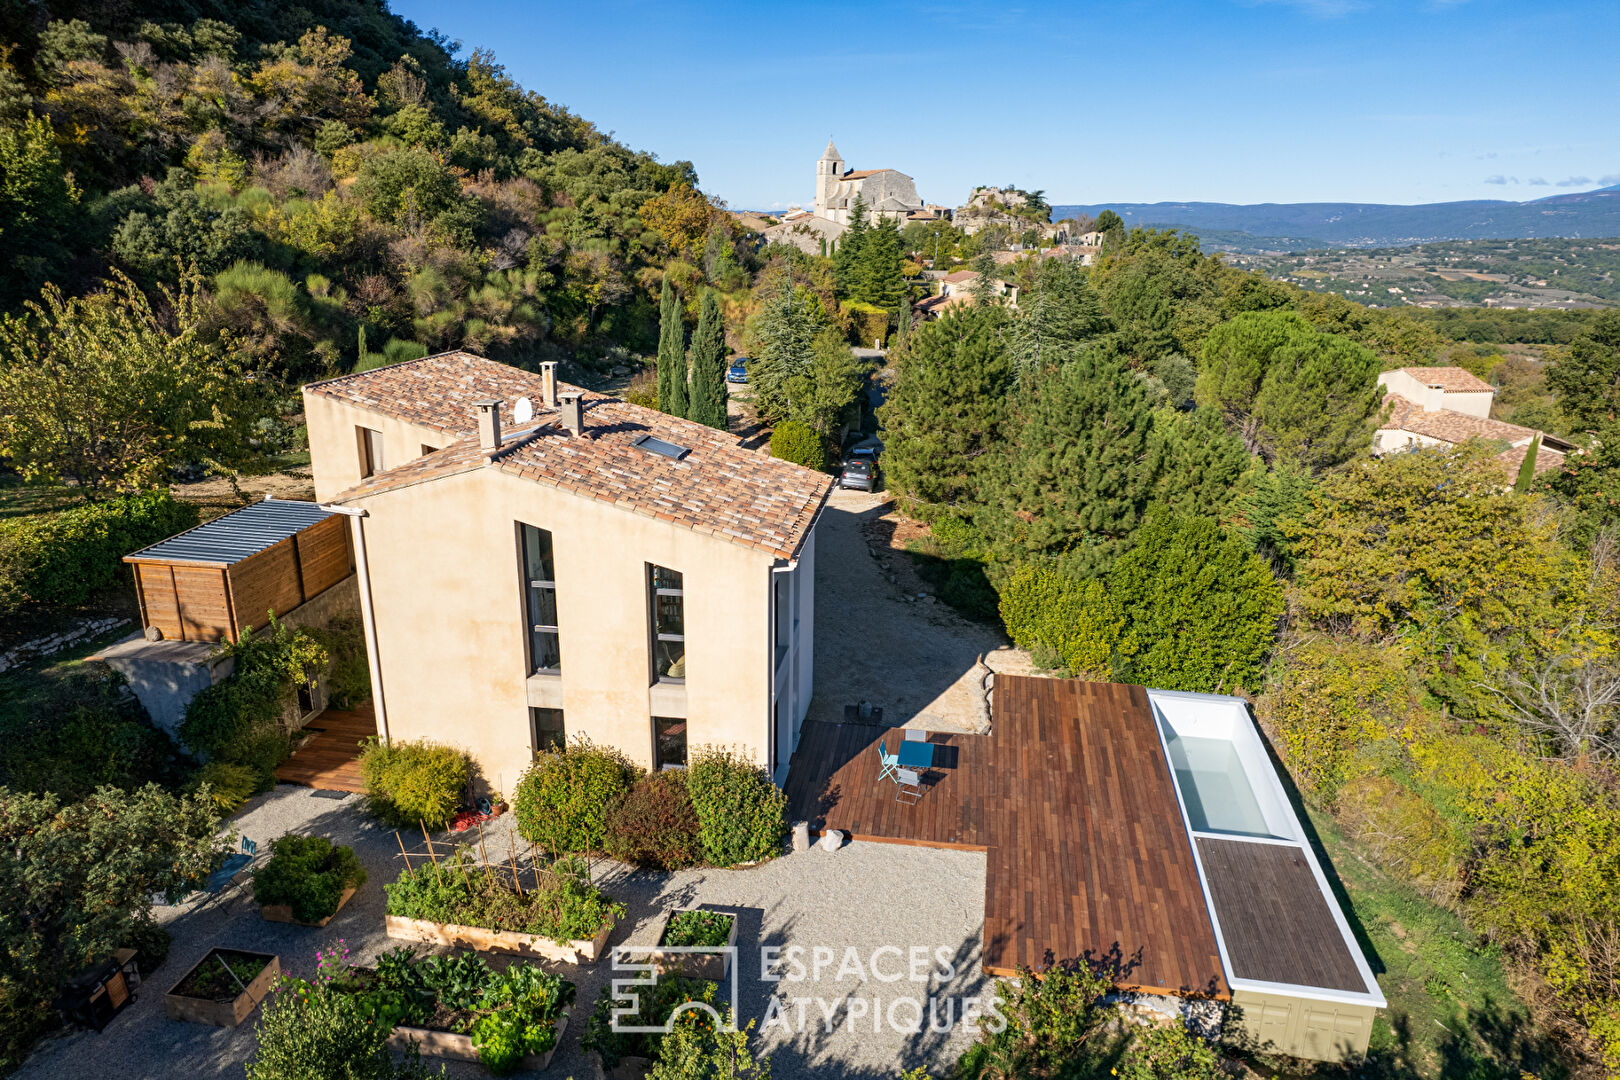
(726, 361, 749, 384)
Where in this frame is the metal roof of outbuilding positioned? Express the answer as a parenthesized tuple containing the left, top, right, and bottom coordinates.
(125, 498, 336, 566)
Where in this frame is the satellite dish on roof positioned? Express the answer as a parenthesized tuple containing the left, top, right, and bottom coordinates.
(513, 397, 534, 424)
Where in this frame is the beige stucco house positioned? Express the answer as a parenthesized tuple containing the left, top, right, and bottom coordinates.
(302, 351, 831, 797)
(1375, 365, 1574, 481)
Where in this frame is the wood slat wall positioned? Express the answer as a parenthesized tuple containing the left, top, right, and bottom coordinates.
(783, 675, 1229, 998)
(172, 566, 232, 642)
(295, 515, 352, 598)
(135, 563, 182, 641)
(228, 539, 305, 637)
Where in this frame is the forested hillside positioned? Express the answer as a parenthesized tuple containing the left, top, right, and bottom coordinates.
(0, 0, 738, 380)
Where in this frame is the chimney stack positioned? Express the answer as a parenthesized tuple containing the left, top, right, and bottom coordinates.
(541, 362, 558, 408)
(475, 399, 502, 452)
(558, 390, 583, 436)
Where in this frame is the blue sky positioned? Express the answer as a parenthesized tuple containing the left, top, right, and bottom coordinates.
(387, 0, 1619, 210)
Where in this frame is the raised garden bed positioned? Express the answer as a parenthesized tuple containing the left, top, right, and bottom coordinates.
(386, 914, 611, 963)
(591, 1051, 652, 1080)
(262, 885, 357, 927)
(580, 974, 718, 1073)
(389, 1006, 571, 1072)
(163, 948, 279, 1027)
(383, 848, 622, 964)
(644, 908, 738, 980)
(252, 834, 367, 926)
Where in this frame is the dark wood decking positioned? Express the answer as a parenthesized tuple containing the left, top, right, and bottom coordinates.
(1196, 837, 1366, 993)
(274, 704, 375, 792)
(784, 676, 1227, 996)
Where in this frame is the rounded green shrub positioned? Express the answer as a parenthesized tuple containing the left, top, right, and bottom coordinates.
(358, 737, 472, 830)
(513, 739, 636, 856)
(252, 834, 367, 923)
(686, 747, 787, 867)
(191, 760, 261, 814)
(769, 421, 826, 472)
(997, 563, 1121, 679)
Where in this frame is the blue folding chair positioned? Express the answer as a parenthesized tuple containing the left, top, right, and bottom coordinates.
(875, 739, 899, 784)
(202, 836, 257, 895)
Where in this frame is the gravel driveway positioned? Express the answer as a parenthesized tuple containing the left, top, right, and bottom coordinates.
(17, 788, 991, 1080)
(809, 488, 1033, 733)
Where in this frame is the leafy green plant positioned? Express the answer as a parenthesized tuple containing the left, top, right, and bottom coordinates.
(191, 760, 261, 814)
(661, 910, 733, 948)
(252, 834, 367, 923)
(357, 737, 471, 830)
(304, 613, 370, 709)
(174, 949, 271, 1000)
(0, 489, 198, 615)
(247, 973, 439, 1080)
(997, 563, 1120, 679)
(607, 771, 702, 870)
(383, 847, 625, 941)
(470, 964, 575, 1074)
(418, 951, 492, 1012)
(513, 738, 636, 856)
(582, 976, 718, 1068)
(685, 747, 787, 868)
(768, 420, 826, 472)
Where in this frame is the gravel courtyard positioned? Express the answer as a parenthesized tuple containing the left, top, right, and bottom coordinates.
(17, 786, 991, 1080)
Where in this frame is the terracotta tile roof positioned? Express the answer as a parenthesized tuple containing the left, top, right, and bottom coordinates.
(942, 270, 979, 283)
(1496, 440, 1566, 482)
(1396, 366, 1495, 394)
(309, 352, 832, 560)
(841, 168, 898, 180)
(1379, 394, 1537, 445)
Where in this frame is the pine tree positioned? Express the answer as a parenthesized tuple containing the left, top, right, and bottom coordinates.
(855, 217, 905, 309)
(748, 277, 826, 423)
(979, 344, 1160, 577)
(832, 194, 869, 298)
(656, 276, 684, 416)
(687, 289, 728, 430)
(1007, 257, 1110, 386)
(877, 306, 1011, 511)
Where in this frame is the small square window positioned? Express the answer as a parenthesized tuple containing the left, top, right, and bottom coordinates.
(530, 708, 565, 755)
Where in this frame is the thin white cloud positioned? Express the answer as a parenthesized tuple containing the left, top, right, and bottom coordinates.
(1601, 174, 1620, 186)
(1484, 174, 1515, 185)
(1527, 177, 1549, 185)
(1556, 175, 1593, 187)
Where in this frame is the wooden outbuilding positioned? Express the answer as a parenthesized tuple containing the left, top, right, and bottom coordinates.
(124, 499, 353, 644)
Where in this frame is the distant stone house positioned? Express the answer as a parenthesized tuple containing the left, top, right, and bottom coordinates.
(762, 207, 846, 256)
(916, 270, 1018, 319)
(1374, 366, 1574, 481)
(814, 139, 923, 225)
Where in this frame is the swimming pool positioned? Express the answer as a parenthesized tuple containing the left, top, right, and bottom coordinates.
(1163, 731, 1273, 837)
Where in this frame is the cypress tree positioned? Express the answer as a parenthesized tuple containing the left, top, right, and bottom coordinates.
(832, 194, 869, 298)
(656, 276, 684, 416)
(856, 218, 905, 309)
(687, 289, 728, 430)
(669, 344, 689, 418)
(1514, 434, 1540, 493)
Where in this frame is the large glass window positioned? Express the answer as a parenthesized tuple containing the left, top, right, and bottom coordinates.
(529, 708, 565, 754)
(521, 524, 560, 673)
(648, 565, 685, 682)
(654, 716, 687, 769)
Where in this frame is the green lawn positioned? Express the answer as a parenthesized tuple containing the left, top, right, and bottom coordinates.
(0, 474, 82, 520)
(1300, 808, 1563, 1080)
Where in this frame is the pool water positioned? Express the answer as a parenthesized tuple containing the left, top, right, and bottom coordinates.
(1164, 733, 1272, 837)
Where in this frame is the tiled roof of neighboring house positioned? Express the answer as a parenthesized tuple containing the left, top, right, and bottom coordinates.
(1396, 366, 1495, 393)
(915, 293, 964, 316)
(1496, 440, 1566, 479)
(942, 270, 980, 283)
(1379, 394, 1537, 445)
(309, 352, 832, 561)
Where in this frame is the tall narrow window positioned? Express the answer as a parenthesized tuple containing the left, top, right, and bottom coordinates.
(648, 565, 684, 683)
(521, 524, 560, 673)
(358, 426, 384, 478)
(529, 707, 565, 754)
(654, 717, 687, 769)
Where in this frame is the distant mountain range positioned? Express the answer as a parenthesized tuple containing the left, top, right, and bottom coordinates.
(1050, 185, 1620, 251)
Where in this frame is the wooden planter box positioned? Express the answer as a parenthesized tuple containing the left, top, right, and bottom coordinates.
(260, 885, 357, 928)
(591, 1051, 653, 1080)
(163, 949, 280, 1027)
(389, 1007, 570, 1072)
(644, 908, 738, 981)
(385, 914, 612, 964)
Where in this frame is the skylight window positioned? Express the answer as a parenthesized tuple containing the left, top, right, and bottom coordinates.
(634, 434, 689, 460)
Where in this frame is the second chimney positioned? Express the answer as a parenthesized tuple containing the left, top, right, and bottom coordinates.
(475, 399, 503, 452)
(558, 390, 583, 436)
(541, 361, 558, 408)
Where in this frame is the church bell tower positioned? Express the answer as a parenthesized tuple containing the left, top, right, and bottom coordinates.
(816, 138, 843, 221)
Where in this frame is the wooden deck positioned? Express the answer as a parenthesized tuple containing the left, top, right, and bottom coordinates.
(274, 704, 375, 792)
(784, 676, 1227, 997)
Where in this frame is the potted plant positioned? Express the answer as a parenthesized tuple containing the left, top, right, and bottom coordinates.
(164, 948, 280, 1027)
(384, 849, 623, 963)
(645, 908, 738, 980)
(253, 834, 367, 927)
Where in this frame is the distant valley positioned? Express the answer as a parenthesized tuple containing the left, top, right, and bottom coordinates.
(1051, 185, 1620, 250)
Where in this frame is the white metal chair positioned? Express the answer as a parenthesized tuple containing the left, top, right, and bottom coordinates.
(895, 767, 924, 804)
(903, 728, 926, 741)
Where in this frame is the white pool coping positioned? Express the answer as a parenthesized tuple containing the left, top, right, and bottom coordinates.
(1147, 688, 1386, 1010)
